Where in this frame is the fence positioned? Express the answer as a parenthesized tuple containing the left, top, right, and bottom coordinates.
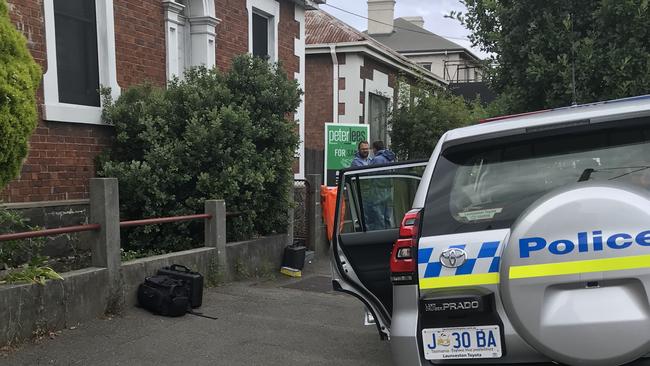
(0, 179, 227, 297)
(0, 176, 328, 264)
(293, 179, 310, 247)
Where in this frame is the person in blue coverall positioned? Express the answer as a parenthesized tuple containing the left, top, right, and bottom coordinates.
(369, 140, 395, 165)
(364, 140, 396, 229)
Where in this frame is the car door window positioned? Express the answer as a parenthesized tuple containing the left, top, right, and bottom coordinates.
(341, 167, 425, 233)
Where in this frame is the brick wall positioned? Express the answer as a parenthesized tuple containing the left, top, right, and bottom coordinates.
(2, 0, 166, 203)
(361, 55, 399, 100)
(3, 0, 302, 203)
(304, 53, 332, 176)
(113, 0, 167, 87)
(215, 0, 248, 71)
(278, 0, 299, 80)
(215, 0, 300, 77)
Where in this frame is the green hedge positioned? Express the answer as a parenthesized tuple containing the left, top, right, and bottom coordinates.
(98, 56, 301, 251)
(0, 0, 41, 189)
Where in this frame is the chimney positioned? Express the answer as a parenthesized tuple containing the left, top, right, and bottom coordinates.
(402, 16, 425, 28)
(367, 0, 395, 35)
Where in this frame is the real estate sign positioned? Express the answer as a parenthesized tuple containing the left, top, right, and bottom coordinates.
(324, 123, 370, 186)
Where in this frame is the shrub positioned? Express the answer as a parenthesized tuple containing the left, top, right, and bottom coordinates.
(0, 0, 41, 189)
(390, 83, 490, 160)
(0, 256, 63, 285)
(0, 206, 45, 268)
(98, 56, 301, 252)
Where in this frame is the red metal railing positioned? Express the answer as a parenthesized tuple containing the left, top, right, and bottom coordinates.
(0, 224, 102, 242)
(0, 213, 216, 242)
(120, 214, 212, 228)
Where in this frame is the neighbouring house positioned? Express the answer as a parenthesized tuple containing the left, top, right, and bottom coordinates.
(304, 9, 445, 182)
(365, 0, 495, 104)
(2, 0, 323, 205)
(365, 0, 482, 84)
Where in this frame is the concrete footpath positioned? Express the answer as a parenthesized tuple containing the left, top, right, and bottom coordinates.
(1, 260, 391, 366)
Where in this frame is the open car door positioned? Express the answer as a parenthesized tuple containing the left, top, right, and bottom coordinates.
(331, 161, 427, 340)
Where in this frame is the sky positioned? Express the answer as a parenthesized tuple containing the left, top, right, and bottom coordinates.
(320, 0, 490, 59)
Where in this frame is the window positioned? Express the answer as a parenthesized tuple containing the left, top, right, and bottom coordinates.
(369, 93, 389, 144)
(422, 119, 650, 237)
(252, 13, 270, 59)
(247, 0, 278, 62)
(341, 167, 424, 233)
(43, 0, 120, 124)
(53, 0, 100, 106)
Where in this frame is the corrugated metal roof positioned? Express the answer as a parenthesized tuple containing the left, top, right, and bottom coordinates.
(305, 10, 428, 70)
(305, 9, 365, 44)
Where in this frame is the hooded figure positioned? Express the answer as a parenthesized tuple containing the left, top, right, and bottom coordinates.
(351, 141, 371, 167)
(370, 141, 395, 166)
(364, 141, 397, 229)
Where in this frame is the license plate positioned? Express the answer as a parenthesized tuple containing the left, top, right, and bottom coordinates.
(422, 325, 502, 360)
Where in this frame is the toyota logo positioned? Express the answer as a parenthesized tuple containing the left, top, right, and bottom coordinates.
(440, 248, 467, 268)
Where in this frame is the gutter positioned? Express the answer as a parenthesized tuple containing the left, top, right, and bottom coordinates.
(291, 0, 326, 10)
(330, 45, 339, 123)
(400, 49, 483, 63)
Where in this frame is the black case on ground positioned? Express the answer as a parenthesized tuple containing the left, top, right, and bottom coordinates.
(157, 264, 203, 308)
(282, 246, 306, 270)
(137, 275, 189, 317)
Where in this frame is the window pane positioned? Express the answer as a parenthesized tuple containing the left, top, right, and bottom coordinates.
(358, 176, 420, 231)
(342, 166, 424, 232)
(423, 120, 650, 237)
(340, 186, 361, 233)
(54, 0, 100, 106)
(252, 13, 269, 59)
(369, 93, 389, 143)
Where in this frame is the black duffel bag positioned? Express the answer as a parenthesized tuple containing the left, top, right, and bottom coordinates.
(137, 275, 189, 317)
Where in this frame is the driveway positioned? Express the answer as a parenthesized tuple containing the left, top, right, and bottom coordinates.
(1, 261, 391, 366)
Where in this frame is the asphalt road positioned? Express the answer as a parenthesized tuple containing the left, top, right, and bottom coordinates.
(1, 262, 391, 366)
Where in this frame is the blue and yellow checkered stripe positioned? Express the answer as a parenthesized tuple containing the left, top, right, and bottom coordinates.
(418, 241, 501, 289)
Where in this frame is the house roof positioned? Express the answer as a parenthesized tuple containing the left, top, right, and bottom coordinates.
(367, 18, 481, 60)
(305, 10, 446, 85)
(306, 9, 368, 44)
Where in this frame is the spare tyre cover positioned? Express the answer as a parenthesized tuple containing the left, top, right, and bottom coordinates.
(500, 182, 650, 366)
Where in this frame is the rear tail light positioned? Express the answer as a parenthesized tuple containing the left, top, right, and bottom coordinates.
(390, 209, 421, 285)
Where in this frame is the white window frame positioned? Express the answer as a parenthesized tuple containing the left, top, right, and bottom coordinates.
(42, 0, 120, 125)
(247, 0, 279, 63)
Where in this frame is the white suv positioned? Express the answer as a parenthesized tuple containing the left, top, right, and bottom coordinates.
(331, 95, 650, 365)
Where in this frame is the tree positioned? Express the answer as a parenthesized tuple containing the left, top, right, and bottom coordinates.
(98, 56, 301, 251)
(390, 83, 488, 160)
(0, 0, 41, 189)
(452, 0, 650, 113)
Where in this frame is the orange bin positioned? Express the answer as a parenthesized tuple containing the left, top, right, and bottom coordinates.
(320, 186, 341, 242)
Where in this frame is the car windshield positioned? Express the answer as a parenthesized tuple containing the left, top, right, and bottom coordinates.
(421, 119, 650, 237)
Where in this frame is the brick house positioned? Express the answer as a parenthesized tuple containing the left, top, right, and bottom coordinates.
(304, 9, 445, 180)
(2, 0, 324, 204)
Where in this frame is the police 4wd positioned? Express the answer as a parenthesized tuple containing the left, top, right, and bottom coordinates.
(330, 95, 650, 366)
